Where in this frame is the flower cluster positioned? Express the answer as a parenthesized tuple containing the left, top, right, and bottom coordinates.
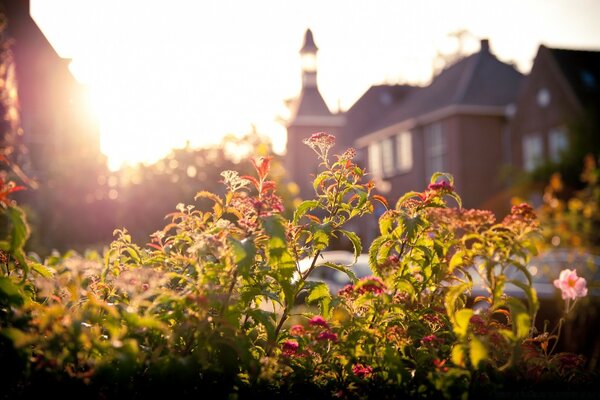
(302, 132, 335, 160)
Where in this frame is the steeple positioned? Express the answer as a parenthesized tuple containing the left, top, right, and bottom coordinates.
(300, 29, 318, 87)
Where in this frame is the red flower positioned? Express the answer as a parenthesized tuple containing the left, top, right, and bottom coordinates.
(352, 363, 373, 378)
(427, 180, 453, 192)
(309, 315, 329, 329)
(421, 334, 443, 346)
(355, 276, 386, 295)
(282, 340, 299, 356)
(316, 331, 338, 342)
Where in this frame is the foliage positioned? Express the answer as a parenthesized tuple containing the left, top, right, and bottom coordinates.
(1, 134, 598, 399)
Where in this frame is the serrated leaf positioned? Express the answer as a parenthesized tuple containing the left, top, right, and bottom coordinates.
(319, 261, 357, 283)
(339, 229, 362, 262)
(395, 191, 423, 210)
(449, 250, 465, 273)
(293, 200, 320, 224)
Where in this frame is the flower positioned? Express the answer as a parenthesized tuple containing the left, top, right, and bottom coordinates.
(282, 340, 299, 356)
(316, 331, 338, 342)
(290, 325, 306, 336)
(553, 268, 588, 300)
(308, 315, 329, 329)
(303, 132, 335, 158)
(427, 180, 453, 192)
(420, 334, 443, 346)
(355, 276, 386, 295)
(352, 363, 373, 378)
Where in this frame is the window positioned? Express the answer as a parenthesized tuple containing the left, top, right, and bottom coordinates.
(368, 142, 382, 178)
(425, 122, 446, 179)
(523, 134, 543, 172)
(396, 131, 413, 172)
(381, 137, 395, 176)
(549, 128, 568, 163)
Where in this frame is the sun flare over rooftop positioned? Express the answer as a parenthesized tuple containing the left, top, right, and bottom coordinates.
(29, 0, 600, 170)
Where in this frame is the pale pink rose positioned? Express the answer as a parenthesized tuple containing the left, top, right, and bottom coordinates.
(553, 268, 588, 300)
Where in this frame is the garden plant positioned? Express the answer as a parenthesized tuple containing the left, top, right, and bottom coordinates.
(0, 133, 598, 399)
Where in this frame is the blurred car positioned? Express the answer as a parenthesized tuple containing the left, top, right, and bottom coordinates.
(297, 250, 372, 296)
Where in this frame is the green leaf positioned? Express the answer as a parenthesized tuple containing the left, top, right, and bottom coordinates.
(444, 281, 471, 315)
(306, 281, 330, 303)
(319, 261, 357, 283)
(453, 308, 473, 338)
(368, 235, 392, 277)
(304, 281, 331, 317)
(1, 327, 35, 348)
(430, 172, 454, 186)
(378, 210, 396, 235)
(451, 344, 467, 367)
(393, 277, 416, 299)
(293, 200, 320, 224)
(229, 238, 256, 276)
(7, 205, 30, 253)
(246, 309, 276, 343)
(125, 247, 141, 264)
(30, 262, 54, 278)
(506, 297, 531, 340)
(509, 279, 539, 317)
(312, 229, 330, 251)
(449, 250, 465, 273)
(0, 277, 25, 306)
(470, 336, 487, 368)
(339, 229, 362, 261)
(395, 191, 423, 210)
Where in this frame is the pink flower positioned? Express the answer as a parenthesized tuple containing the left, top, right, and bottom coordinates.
(282, 340, 299, 356)
(309, 315, 329, 329)
(290, 324, 306, 336)
(554, 268, 588, 300)
(427, 180, 453, 192)
(352, 363, 373, 378)
(420, 334, 443, 346)
(316, 331, 338, 342)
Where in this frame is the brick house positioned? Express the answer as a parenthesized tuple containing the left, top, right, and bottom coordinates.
(284, 32, 523, 219)
(509, 45, 600, 175)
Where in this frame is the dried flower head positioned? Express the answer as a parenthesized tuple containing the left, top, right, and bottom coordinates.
(303, 132, 335, 159)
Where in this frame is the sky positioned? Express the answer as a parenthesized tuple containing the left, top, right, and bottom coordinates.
(30, 0, 600, 170)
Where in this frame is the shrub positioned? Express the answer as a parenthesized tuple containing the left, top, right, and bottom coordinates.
(0, 134, 597, 399)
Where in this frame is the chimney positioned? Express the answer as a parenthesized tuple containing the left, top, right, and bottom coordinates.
(480, 39, 490, 53)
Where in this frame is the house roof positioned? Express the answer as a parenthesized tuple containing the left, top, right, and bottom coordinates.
(547, 47, 600, 108)
(363, 40, 523, 137)
(341, 84, 418, 146)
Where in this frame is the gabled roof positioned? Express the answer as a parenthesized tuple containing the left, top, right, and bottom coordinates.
(364, 40, 523, 136)
(548, 47, 600, 108)
(342, 84, 418, 146)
